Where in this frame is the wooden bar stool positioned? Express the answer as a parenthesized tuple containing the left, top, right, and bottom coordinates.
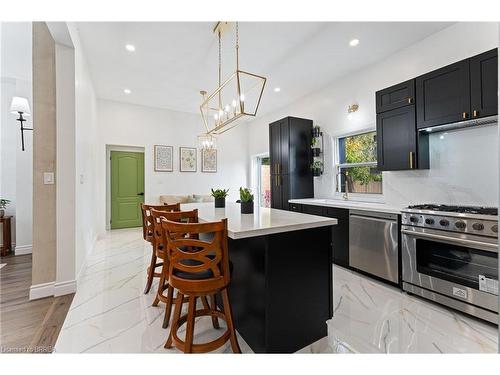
(150, 208, 207, 328)
(161, 218, 241, 353)
(140, 203, 180, 294)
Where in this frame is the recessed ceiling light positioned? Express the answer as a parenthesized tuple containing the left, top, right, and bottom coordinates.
(273, 87, 281, 92)
(125, 44, 135, 52)
(123, 89, 131, 94)
(349, 39, 360, 47)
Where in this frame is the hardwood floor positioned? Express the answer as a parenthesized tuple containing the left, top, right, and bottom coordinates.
(0, 254, 74, 353)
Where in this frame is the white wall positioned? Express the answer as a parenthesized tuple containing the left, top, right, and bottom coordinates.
(96, 99, 248, 234)
(0, 22, 33, 253)
(67, 23, 100, 279)
(247, 22, 500, 207)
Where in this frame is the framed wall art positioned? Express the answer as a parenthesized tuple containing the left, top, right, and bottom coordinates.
(154, 145, 173, 172)
(179, 147, 197, 172)
(201, 148, 217, 173)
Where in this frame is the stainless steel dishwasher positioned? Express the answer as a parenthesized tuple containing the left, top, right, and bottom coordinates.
(349, 210, 399, 284)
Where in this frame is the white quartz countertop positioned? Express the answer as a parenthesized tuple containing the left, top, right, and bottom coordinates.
(180, 202, 337, 239)
(289, 198, 403, 215)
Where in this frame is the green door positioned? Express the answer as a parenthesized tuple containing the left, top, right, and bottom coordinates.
(111, 151, 145, 229)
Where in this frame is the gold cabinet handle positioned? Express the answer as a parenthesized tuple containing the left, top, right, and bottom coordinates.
(407, 97, 413, 104)
(462, 112, 468, 120)
(277, 163, 280, 174)
(473, 110, 478, 118)
(409, 152, 414, 169)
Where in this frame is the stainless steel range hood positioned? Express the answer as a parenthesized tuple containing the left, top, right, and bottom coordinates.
(418, 115, 498, 133)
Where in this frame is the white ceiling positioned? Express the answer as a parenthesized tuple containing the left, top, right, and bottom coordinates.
(76, 22, 453, 115)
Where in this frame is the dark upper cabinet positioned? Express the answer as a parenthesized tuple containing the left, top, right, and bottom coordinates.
(269, 117, 313, 210)
(376, 79, 415, 113)
(377, 105, 429, 171)
(470, 48, 498, 119)
(416, 60, 471, 129)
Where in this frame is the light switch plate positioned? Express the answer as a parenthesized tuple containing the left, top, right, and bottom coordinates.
(43, 172, 55, 185)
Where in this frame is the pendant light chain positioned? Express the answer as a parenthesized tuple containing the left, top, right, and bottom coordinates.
(218, 29, 222, 109)
(236, 22, 239, 70)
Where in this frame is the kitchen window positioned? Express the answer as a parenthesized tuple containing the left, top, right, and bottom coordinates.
(335, 130, 382, 194)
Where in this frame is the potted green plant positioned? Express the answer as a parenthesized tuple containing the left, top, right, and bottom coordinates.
(311, 160, 323, 177)
(211, 188, 229, 208)
(0, 199, 10, 218)
(239, 187, 254, 214)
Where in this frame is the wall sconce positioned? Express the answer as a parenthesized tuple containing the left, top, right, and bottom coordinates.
(10, 97, 33, 151)
(347, 104, 359, 120)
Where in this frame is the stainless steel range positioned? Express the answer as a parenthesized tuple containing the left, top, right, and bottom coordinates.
(401, 204, 498, 323)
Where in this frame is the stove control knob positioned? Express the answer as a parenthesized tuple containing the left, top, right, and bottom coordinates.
(492, 224, 498, 233)
(439, 219, 450, 227)
(409, 216, 419, 223)
(472, 223, 484, 231)
(425, 218, 435, 225)
(455, 221, 466, 230)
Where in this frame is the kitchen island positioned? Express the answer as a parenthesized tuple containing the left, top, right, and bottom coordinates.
(181, 202, 337, 353)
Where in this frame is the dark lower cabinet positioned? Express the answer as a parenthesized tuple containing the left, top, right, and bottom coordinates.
(470, 48, 498, 119)
(416, 60, 471, 129)
(288, 203, 349, 267)
(324, 207, 349, 268)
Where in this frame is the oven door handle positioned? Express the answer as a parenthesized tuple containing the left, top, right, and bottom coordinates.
(401, 229, 498, 252)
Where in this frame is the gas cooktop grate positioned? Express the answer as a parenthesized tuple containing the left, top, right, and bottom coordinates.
(407, 204, 498, 216)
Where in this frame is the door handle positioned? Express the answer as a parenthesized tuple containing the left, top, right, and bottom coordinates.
(462, 112, 468, 120)
(409, 152, 414, 169)
(137, 192, 144, 196)
(473, 110, 479, 118)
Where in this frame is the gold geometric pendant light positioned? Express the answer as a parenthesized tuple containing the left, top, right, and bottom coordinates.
(199, 22, 267, 138)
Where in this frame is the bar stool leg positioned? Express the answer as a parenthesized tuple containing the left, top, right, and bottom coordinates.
(184, 295, 197, 353)
(144, 252, 157, 294)
(162, 284, 174, 328)
(152, 265, 166, 307)
(165, 291, 183, 349)
(209, 294, 220, 329)
(221, 289, 241, 353)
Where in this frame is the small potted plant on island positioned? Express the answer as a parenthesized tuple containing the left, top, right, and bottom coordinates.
(0, 198, 10, 218)
(211, 188, 229, 208)
(311, 160, 323, 177)
(239, 187, 254, 214)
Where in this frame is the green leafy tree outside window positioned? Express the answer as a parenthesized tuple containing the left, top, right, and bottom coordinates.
(344, 132, 382, 186)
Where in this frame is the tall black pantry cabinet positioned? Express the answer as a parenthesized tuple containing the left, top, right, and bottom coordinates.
(269, 117, 314, 210)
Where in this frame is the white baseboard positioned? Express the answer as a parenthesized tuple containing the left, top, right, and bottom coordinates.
(29, 279, 77, 300)
(15, 244, 33, 255)
(29, 281, 55, 300)
(54, 279, 77, 296)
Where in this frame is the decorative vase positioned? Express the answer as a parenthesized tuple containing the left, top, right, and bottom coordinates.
(312, 147, 321, 157)
(312, 168, 322, 177)
(240, 201, 254, 214)
(312, 127, 321, 137)
(0, 209, 4, 218)
(214, 197, 226, 208)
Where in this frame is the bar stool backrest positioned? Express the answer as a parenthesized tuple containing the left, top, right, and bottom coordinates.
(162, 218, 230, 293)
(150, 209, 199, 253)
(141, 203, 181, 242)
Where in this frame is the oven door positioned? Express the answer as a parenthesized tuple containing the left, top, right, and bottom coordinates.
(402, 226, 498, 313)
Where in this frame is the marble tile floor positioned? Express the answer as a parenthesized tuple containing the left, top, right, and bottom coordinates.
(54, 228, 498, 354)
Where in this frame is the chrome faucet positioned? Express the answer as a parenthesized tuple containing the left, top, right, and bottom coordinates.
(336, 170, 349, 200)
